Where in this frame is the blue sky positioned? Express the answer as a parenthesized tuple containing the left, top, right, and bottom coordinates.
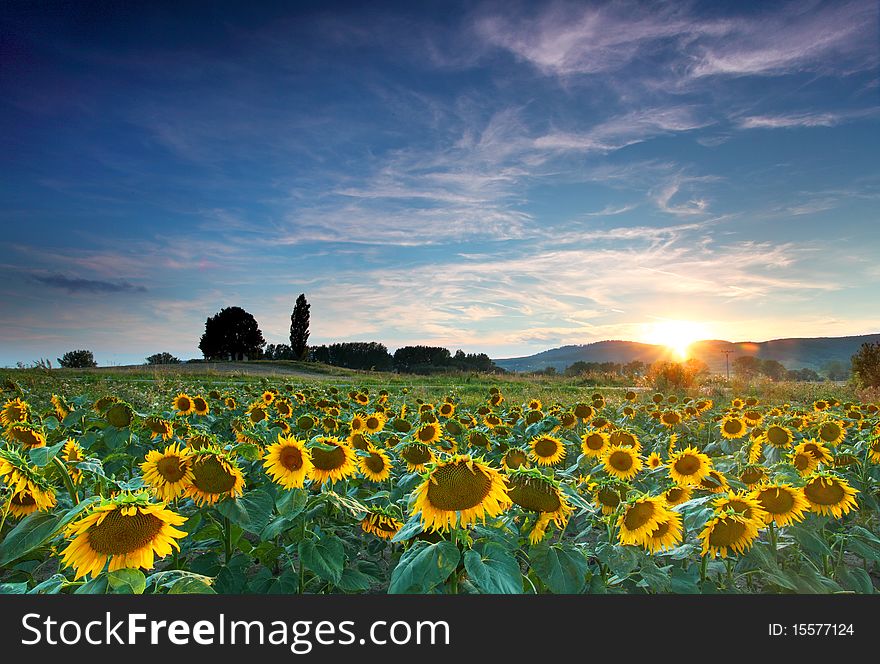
(1, 0, 878, 366)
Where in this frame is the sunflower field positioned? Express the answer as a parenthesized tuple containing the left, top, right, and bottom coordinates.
(1, 374, 879, 595)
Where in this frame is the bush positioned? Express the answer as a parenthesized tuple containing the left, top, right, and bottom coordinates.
(146, 352, 181, 365)
(851, 342, 880, 388)
(57, 350, 97, 368)
(646, 359, 708, 391)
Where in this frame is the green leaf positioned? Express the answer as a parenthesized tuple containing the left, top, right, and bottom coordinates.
(75, 576, 109, 594)
(530, 543, 588, 594)
(789, 524, 832, 557)
(0, 583, 28, 594)
(391, 513, 424, 543)
(298, 536, 345, 584)
(388, 541, 460, 594)
(28, 440, 66, 467)
(837, 567, 875, 594)
(335, 567, 376, 593)
(28, 574, 67, 594)
(215, 489, 275, 535)
(168, 577, 217, 594)
(108, 568, 146, 595)
(261, 515, 299, 541)
(0, 496, 101, 566)
(276, 489, 309, 517)
(464, 544, 523, 594)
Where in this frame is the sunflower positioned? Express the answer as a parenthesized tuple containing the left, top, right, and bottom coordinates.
(8, 485, 57, 518)
(581, 430, 610, 458)
(742, 410, 762, 427)
(247, 402, 268, 424)
(642, 511, 684, 554)
(347, 431, 372, 451)
(142, 415, 173, 441)
(667, 447, 712, 487)
(363, 412, 386, 434)
(740, 465, 767, 487)
(752, 484, 810, 527)
(308, 437, 357, 485)
(528, 435, 566, 467)
(51, 394, 71, 420)
(192, 395, 210, 417)
(500, 448, 528, 472)
(609, 429, 640, 450)
(662, 485, 692, 506)
(60, 493, 187, 579)
(617, 496, 669, 547)
(869, 438, 880, 464)
(601, 445, 642, 481)
(594, 485, 626, 514)
(802, 473, 858, 518)
(719, 415, 747, 440)
(361, 510, 403, 540)
(527, 399, 542, 411)
(354, 393, 370, 406)
(816, 420, 846, 446)
(0, 446, 50, 492)
(813, 399, 829, 412)
(5, 422, 47, 450)
(358, 445, 393, 482)
(790, 448, 819, 475)
(660, 410, 683, 427)
(0, 397, 30, 427)
(798, 439, 833, 464)
(172, 393, 194, 416)
(507, 469, 573, 530)
(184, 447, 245, 505)
(699, 513, 760, 558)
(698, 470, 730, 494)
(263, 435, 313, 489)
(414, 421, 443, 446)
(62, 439, 85, 485)
(400, 443, 435, 473)
(224, 396, 237, 410)
(646, 452, 663, 470)
(764, 424, 793, 448)
(412, 455, 510, 532)
(140, 443, 194, 501)
(713, 490, 767, 526)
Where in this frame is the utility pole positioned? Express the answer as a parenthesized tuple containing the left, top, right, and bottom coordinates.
(722, 350, 733, 381)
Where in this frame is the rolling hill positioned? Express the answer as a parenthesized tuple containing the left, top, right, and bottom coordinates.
(494, 334, 880, 374)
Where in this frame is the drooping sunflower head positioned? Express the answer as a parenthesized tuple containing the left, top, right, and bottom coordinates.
(699, 513, 760, 559)
(104, 401, 134, 428)
(528, 435, 566, 466)
(1, 397, 30, 427)
(4, 422, 47, 450)
(184, 446, 245, 506)
(140, 443, 194, 501)
(712, 490, 767, 525)
(361, 509, 404, 541)
(60, 492, 188, 579)
(172, 393, 194, 417)
(698, 469, 730, 494)
(581, 430, 610, 458)
(668, 446, 712, 486)
(601, 445, 643, 481)
(62, 438, 85, 484)
(51, 394, 71, 420)
(617, 496, 670, 547)
(660, 410, 683, 427)
(816, 420, 846, 446)
(0, 447, 56, 517)
(144, 416, 175, 440)
(764, 424, 793, 448)
(191, 395, 210, 416)
(506, 468, 573, 528)
(740, 465, 767, 487)
(662, 484, 692, 506)
(802, 472, 858, 519)
(400, 443, 435, 473)
(752, 483, 810, 527)
(594, 484, 627, 515)
(412, 455, 510, 532)
(414, 421, 442, 445)
(308, 437, 357, 486)
(608, 429, 640, 450)
(263, 435, 313, 489)
(8, 484, 57, 518)
(719, 415, 747, 440)
(643, 510, 683, 554)
(358, 445, 393, 482)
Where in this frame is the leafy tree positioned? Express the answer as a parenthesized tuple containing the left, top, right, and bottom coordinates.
(198, 306, 266, 361)
(289, 294, 310, 361)
(393, 346, 452, 373)
(647, 359, 707, 391)
(851, 341, 880, 388)
(823, 360, 849, 381)
(264, 343, 295, 360)
(760, 359, 787, 381)
(732, 355, 762, 378)
(786, 367, 821, 381)
(58, 350, 97, 368)
(146, 352, 181, 365)
(309, 342, 393, 370)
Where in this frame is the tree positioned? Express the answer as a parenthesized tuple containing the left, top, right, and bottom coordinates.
(289, 294, 310, 361)
(146, 352, 181, 365)
(823, 360, 849, 381)
(308, 342, 393, 370)
(264, 343, 295, 360)
(646, 360, 706, 391)
(851, 342, 880, 388)
(198, 306, 266, 361)
(58, 350, 97, 368)
(732, 355, 762, 378)
(760, 359, 787, 381)
(393, 346, 452, 373)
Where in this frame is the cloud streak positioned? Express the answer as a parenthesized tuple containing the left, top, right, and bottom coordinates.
(30, 273, 147, 294)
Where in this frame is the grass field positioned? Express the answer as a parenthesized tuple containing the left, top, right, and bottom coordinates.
(1, 365, 878, 595)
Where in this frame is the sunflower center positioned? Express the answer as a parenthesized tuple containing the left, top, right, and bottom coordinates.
(793, 453, 812, 471)
(311, 445, 346, 471)
(708, 517, 747, 547)
(741, 467, 764, 484)
(608, 450, 633, 471)
(766, 426, 790, 447)
(366, 417, 380, 429)
(623, 501, 657, 530)
(666, 487, 685, 503)
(350, 434, 370, 450)
(177, 398, 192, 411)
(803, 479, 845, 505)
(12, 492, 36, 508)
(534, 438, 559, 458)
(508, 478, 562, 512)
(650, 520, 671, 538)
(597, 488, 621, 508)
(673, 455, 700, 475)
(819, 423, 841, 442)
(723, 420, 743, 435)
(402, 444, 432, 465)
(191, 456, 237, 494)
(584, 434, 605, 451)
(364, 453, 386, 473)
(193, 398, 207, 412)
(156, 456, 187, 482)
(757, 487, 795, 514)
(504, 450, 527, 469)
(417, 426, 437, 443)
(426, 462, 492, 511)
(279, 446, 304, 471)
(87, 508, 165, 555)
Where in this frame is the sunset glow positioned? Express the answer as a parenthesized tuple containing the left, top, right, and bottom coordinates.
(643, 320, 711, 360)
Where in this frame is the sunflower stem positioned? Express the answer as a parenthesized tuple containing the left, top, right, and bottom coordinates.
(223, 515, 233, 565)
(699, 554, 708, 584)
(768, 521, 778, 563)
(0, 490, 12, 534)
(51, 456, 79, 506)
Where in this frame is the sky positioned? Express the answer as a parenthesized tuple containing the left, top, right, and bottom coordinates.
(1, 0, 879, 367)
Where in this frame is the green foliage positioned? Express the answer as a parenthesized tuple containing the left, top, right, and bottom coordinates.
(57, 349, 97, 368)
(852, 341, 880, 388)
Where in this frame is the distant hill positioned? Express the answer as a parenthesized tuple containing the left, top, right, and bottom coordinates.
(494, 334, 880, 374)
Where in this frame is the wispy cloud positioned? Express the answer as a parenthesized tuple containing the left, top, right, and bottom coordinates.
(30, 273, 147, 294)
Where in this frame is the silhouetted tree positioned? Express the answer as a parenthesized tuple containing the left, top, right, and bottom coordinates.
(289, 294, 310, 361)
(199, 306, 266, 361)
(58, 350, 97, 368)
(309, 342, 393, 370)
(393, 346, 452, 373)
(146, 352, 181, 365)
(786, 367, 821, 381)
(264, 343, 295, 360)
(851, 342, 880, 388)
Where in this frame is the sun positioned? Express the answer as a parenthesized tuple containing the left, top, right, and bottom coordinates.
(643, 320, 710, 360)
